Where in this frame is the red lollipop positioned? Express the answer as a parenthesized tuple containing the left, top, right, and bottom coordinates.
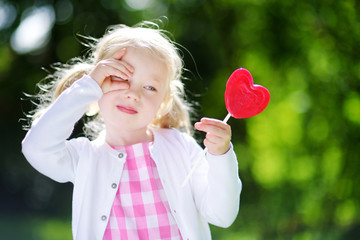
(225, 68, 270, 119)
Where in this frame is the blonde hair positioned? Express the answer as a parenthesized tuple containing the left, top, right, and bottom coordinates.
(29, 22, 193, 138)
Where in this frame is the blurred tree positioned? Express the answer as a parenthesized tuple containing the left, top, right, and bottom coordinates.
(1, 0, 359, 239)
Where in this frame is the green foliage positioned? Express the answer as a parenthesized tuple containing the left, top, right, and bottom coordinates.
(0, 214, 71, 240)
(1, 0, 359, 239)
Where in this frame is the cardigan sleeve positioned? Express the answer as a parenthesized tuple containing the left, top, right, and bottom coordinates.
(185, 134, 242, 228)
(22, 75, 103, 183)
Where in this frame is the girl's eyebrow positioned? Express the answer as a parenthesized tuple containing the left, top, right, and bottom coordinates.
(148, 75, 162, 84)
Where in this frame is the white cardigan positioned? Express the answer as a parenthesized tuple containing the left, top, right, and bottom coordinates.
(22, 75, 242, 240)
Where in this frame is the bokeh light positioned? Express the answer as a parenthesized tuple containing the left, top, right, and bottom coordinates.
(0, 2, 16, 30)
(10, 6, 55, 54)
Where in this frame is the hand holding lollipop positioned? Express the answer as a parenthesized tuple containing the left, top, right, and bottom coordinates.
(182, 68, 270, 187)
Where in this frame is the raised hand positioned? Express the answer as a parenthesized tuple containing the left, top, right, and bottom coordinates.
(194, 117, 232, 155)
(89, 48, 134, 92)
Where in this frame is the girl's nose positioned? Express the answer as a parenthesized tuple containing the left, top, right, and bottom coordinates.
(125, 87, 140, 101)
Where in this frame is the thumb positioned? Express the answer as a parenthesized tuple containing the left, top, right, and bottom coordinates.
(112, 48, 126, 60)
(101, 77, 111, 93)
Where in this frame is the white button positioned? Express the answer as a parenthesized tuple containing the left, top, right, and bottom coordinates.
(101, 215, 107, 221)
(111, 183, 117, 189)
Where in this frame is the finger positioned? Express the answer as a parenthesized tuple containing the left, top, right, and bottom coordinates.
(204, 137, 221, 149)
(109, 80, 130, 92)
(115, 59, 134, 74)
(194, 122, 230, 138)
(112, 48, 134, 73)
(200, 117, 229, 130)
(101, 77, 111, 93)
(102, 77, 130, 93)
(94, 63, 129, 90)
(104, 65, 130, 80)
(103, 60, 133, 79)
(90, 61, 129, 83)
(203, 138, 230, 155)
(112, 48, 126, 60)
(205, 132, 223, 144)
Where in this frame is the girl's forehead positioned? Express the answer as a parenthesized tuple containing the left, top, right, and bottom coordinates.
(124, 47, 169, 79)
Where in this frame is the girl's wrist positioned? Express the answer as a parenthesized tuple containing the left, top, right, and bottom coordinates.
(88, 72, 103, 86)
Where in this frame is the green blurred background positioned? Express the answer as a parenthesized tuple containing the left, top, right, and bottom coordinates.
(1, 0, 359, 239)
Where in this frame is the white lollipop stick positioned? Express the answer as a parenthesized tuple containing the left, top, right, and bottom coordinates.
(181, 112, 232, 187)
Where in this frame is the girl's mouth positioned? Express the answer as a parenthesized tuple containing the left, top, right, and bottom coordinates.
(116, 105, 138, 114)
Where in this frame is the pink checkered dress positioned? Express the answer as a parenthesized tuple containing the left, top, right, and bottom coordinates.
(103, 142, 183, 240)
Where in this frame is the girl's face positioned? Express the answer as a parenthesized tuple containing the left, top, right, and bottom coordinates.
(98, 47, 168, 137)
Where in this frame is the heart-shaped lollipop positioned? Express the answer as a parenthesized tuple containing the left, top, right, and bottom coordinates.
(225, 68, 270, 119)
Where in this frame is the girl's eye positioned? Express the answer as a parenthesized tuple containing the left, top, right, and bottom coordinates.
(144, 86, 156, 91)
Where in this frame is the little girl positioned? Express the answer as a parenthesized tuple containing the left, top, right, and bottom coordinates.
(22, 22, 242, 240)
